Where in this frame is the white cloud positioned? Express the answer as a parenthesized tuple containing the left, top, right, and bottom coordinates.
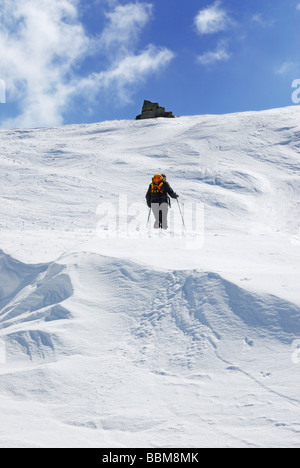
(0, 0, 90, 128)
(194, 1, 231, 35)
(101, 46, 174, 89)
(297, 4, 300, 10)
(79, 45, 175, 104)
(0, 1, 174, 129)
(197, 41, 230, 66)
(276, 61, 300, 77)
(88, 2, 174, 105)
(251, 13, 274, 27)
(101, 2, 153, 51)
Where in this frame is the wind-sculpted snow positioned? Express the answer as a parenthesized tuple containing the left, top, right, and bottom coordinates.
(1, 250, 300, 447)
(70, 253, 300, 367)
(0, 251, 73, 362)
(0, 106, 299, 447)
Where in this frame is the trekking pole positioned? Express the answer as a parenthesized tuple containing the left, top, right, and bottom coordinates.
(177, 197, 186, 231)
(146, 206, 151, 228)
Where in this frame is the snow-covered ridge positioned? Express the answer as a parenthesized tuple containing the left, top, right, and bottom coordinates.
(0, 106, 300, 447)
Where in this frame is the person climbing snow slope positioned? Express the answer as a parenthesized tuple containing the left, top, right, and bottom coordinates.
(146, 174, 179, 230)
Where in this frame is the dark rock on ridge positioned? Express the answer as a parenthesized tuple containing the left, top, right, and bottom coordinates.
(136, 100, 175, 120)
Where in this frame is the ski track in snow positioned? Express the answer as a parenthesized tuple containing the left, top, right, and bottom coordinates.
(0, 106, 300, 447)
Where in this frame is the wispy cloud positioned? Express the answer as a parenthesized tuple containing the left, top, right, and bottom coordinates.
(79, 45, 175, 104)
(194, 1, 231, 35)
(251, 13, 275, 27)
(0, 1, 174, 129)
(197, 41, 230, 67)
(276, 61, 300, 77)
(100, 2, 153, 52)
(0, 0, 89, 128)
(93, 2, 174, 104)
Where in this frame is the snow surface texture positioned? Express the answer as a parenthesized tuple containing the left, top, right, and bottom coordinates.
(0, 106, 300, 448)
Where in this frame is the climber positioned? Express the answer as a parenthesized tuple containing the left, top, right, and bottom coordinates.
(146, 174, 179, 229)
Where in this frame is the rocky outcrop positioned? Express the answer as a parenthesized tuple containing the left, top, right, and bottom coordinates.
(136, 100, 175, 120)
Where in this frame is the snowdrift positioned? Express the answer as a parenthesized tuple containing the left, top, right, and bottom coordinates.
(0, 250, 72, 362)
(0, 106, 300, 447)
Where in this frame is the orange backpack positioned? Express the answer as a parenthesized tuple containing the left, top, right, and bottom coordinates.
(150, 174, 166, 194)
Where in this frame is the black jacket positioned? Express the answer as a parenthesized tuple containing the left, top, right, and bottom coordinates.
(146, 181, 178, 207)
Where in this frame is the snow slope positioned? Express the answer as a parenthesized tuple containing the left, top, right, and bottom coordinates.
(0, 106, 300, 447)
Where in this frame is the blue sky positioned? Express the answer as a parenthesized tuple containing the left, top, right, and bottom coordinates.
(0, 0, 300, 128)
